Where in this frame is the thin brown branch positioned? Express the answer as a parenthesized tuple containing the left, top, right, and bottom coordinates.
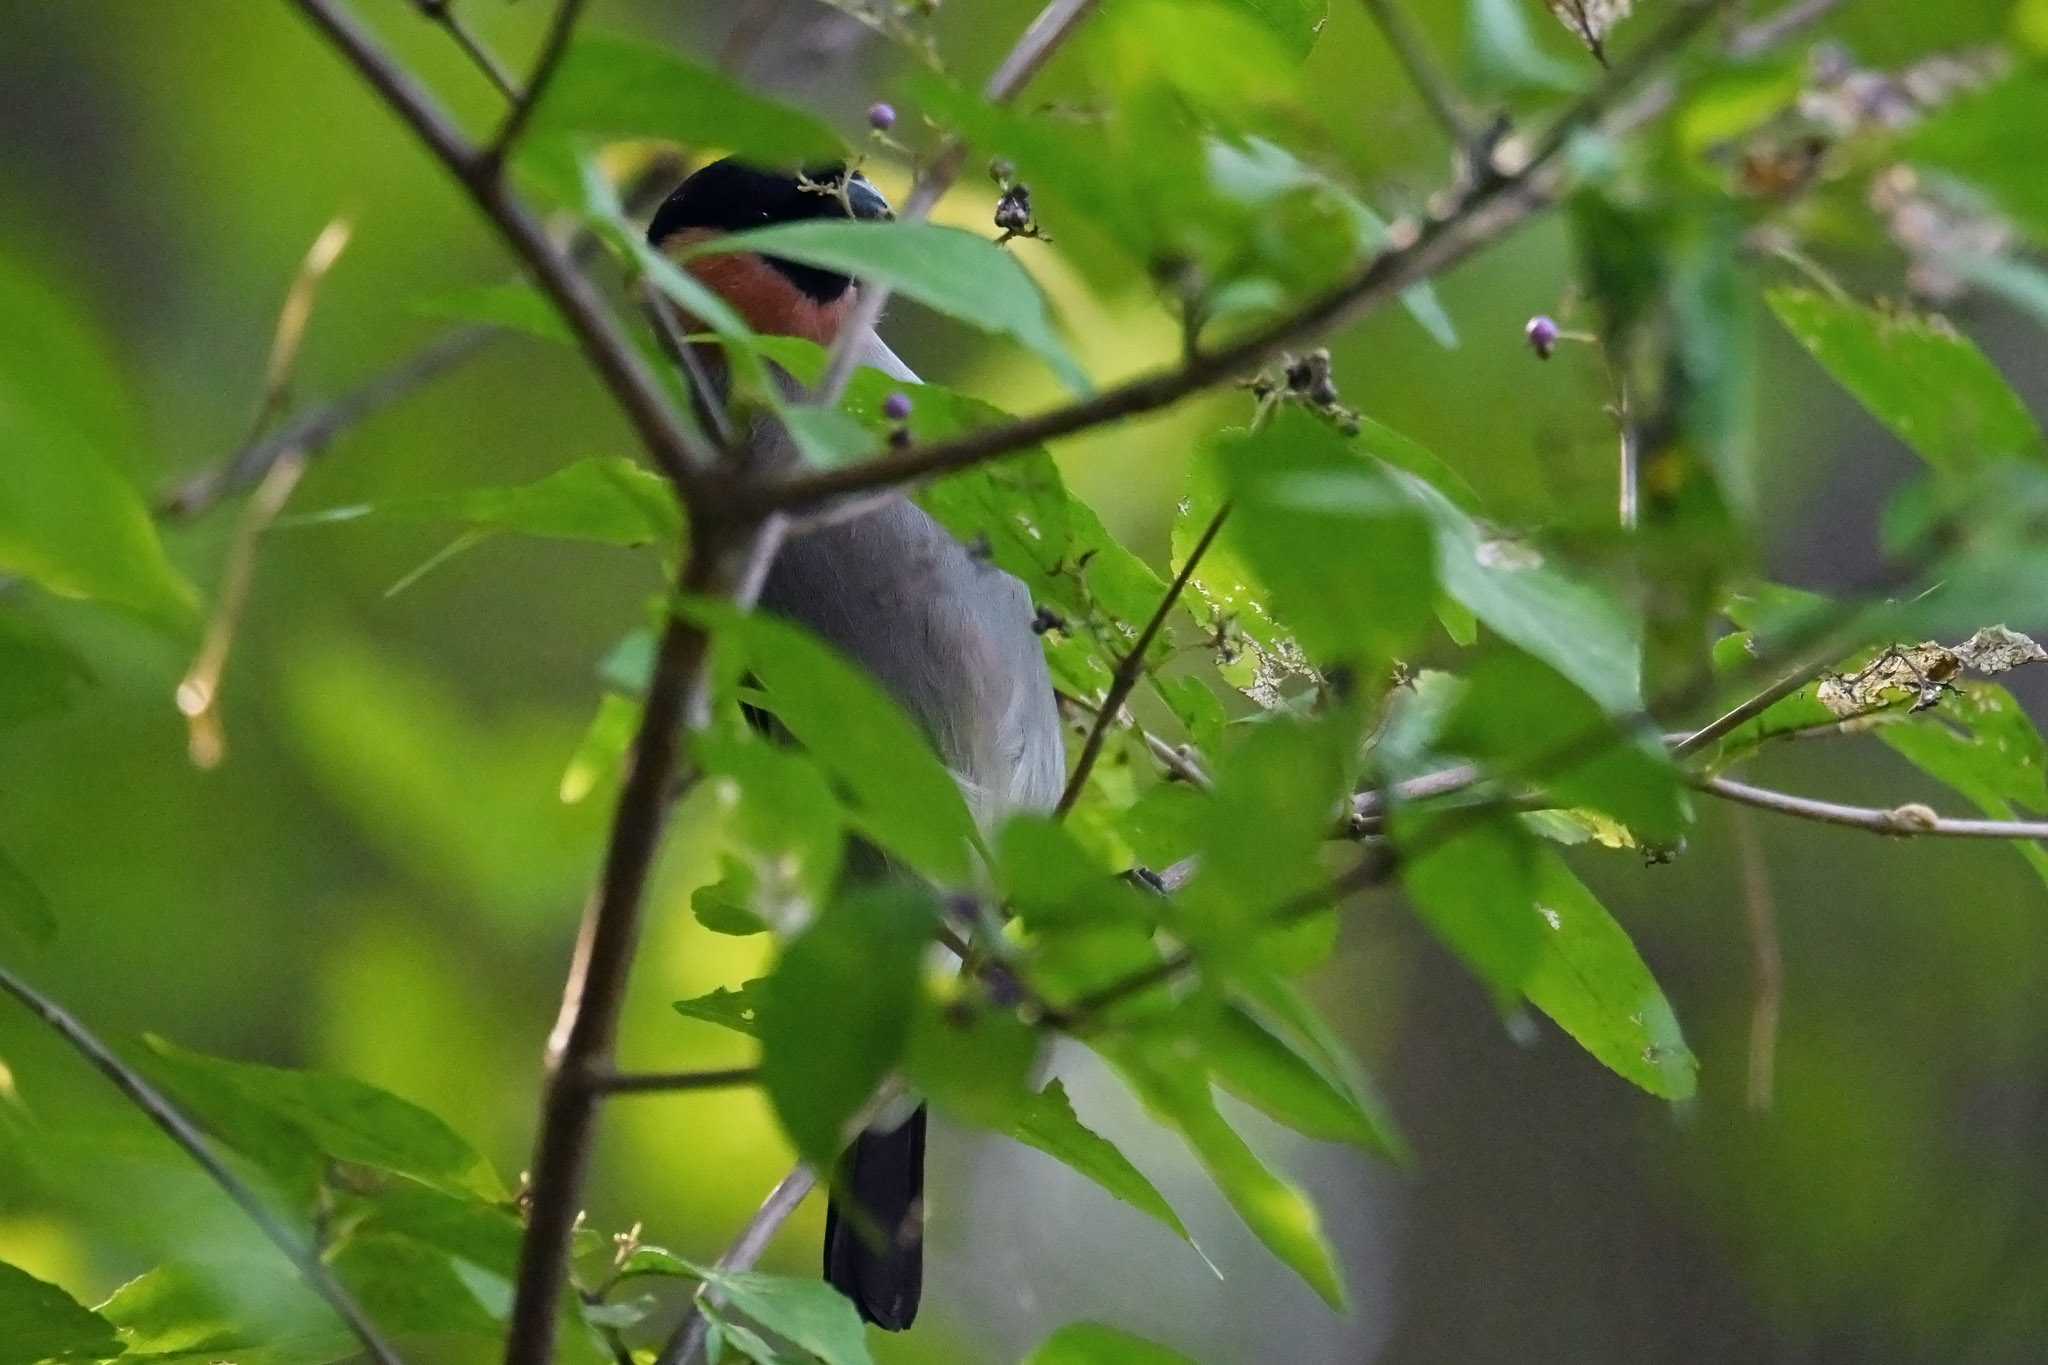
(1695, 774, 2048, 841)
(1056, 690, 1213, 790)
(289, 0, 708, 490)
(757, 0, 1733, 516)
(1670, 652, 1838, 758)
(814, 0, 1103, 403)
(1359, 0, 1478, 144)
(591, 1066, 760, 1096)
(1729, 804, 1782, 1111)
(1056, 502, 1230, 816)
(0, 965, 404, 1365)
(656, 1164, 820, 1365)
(413, 0, 519, 99)
(488, 0, 588, 163)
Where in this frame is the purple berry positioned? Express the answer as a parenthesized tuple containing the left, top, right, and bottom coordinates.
(867, 101, 897, 132)
(883, 391, 914, 422)
(1525, 314, 1561, 360)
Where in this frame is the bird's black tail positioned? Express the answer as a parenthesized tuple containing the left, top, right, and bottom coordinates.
(823, 1104, 926, 1331)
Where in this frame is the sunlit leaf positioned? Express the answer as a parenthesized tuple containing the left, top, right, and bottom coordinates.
(0, 1259, 121, 1365)
(1025, 1321, 1198, 1364)
(1004, 1079, 1192, 1242)
(1766, 288, 2044, 475)
(1522, 852, 1696, 1099)
(757, 885, 933, 1169)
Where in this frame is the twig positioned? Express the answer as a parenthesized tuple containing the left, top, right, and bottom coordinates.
(1670, 653, 1837, 758)
(1725, 0, 1844, 57)
(755, 0, 1734, 516)
(814, 0, 1102, 405)
(413, 0, 518, 100)
(1056, 502, 1230, 816)
(590, 1066, 759, 1096)
(1695, 774, 2048, 840)
(289, 0, 709, 489)
(656, 1164, 821, 1365)
(488, 0, 588, 163)
(161, 325, 492, 520)
(1056, 690, 1213, 790)
(0, 965, 404, 1365)
(1359, 0, 1478, 144)
(176, 214, 355, 767)
(1729, 804, 1781, 1111)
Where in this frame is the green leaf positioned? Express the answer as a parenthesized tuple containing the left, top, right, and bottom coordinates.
(1522, 852, 1697, 1099)
(1439, 650, 1686, 845)
(1765, 288, 2044, 475)
(1004, 1079, 1191, 1242)
(686, 602, 980, 882)
(1214, 408, 1437, 666)
(519, 34, 842, 201)
(996, 817, 1168, 1005)
(344, 1184, 524, 1279)
(0, 611, 93, 726)
(679, 221, 1087, 393)
(1907, 68, 2048, 247)
(143, 1036, 507, 1203)
(410, 280, 572, 345)
(0, 1259, 121, 1364)
(328, 1233, 501, 1339)
(1025, 1321, 1198, 1365)
(905, 991, 1042, 1128)
(0, 845, 54, 946)
(686, 1266, 874, 1365)
(691, 732, 846, 936)
(1398, 811, 1545, 1006)
(1881, 682, 2048, 888)
(757, 885, 933, 1169)
(674, 978, 770, 1041)
(1217, 0, 1328, 59)
(0, 383, 195, 628)
(559, 691, 642, 804)
(1199, 1002, 1402, 1157)
(1105, 1041, 1347, 1308)
(1397, 471, 1645, 718)
(1466, 0, 1589, 94)
(96, 1260, 341, 1361)
(301, 456, 682, 549)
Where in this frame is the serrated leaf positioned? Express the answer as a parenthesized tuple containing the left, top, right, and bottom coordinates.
(0, 1259, 122, 1365)
(1105, 1041, 1347, 1308)
(679, 221, 1087, 393)
(675, 979, 770, 1041)
(1005, 1079, 1191, 1242)
(300, 456, 682, 548)
(686, 1266, 874, 1365)
(1025, 1321, 1198, 1364)
(143, 1036, 506, 1203)
(1523, 852, 1696, 1099)
(757, 886, 933, 1169)
(1766, 288, 2044, 475)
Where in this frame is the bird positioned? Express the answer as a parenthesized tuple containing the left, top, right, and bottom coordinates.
(646, 158, 1065, 1331)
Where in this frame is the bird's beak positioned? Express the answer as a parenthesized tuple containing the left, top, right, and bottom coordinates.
(845, 175, 893, 222)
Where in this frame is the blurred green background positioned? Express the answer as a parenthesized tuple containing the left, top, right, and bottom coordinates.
(5, 0, 2048, 1360)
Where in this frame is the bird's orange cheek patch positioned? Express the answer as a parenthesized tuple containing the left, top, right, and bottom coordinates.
(661, 231, 852, 346)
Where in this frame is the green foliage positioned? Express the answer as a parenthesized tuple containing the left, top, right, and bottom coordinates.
(1004, 1080, 1191, 1243)
(1024, 1321, 1197, 1364)
(302, 457, 683, 549)
(0, 1259, 120, 1364)
(690, 1265, 873, 1365)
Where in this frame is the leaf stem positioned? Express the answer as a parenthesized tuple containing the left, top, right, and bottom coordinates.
(412, 0, 519, 100)
(487, 0, 588, 164)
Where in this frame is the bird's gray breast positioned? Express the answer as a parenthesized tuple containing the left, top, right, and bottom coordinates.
(756, 494, 1064, 826)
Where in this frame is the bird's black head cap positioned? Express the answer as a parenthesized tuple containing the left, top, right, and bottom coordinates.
(647, 158, 891, 303)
